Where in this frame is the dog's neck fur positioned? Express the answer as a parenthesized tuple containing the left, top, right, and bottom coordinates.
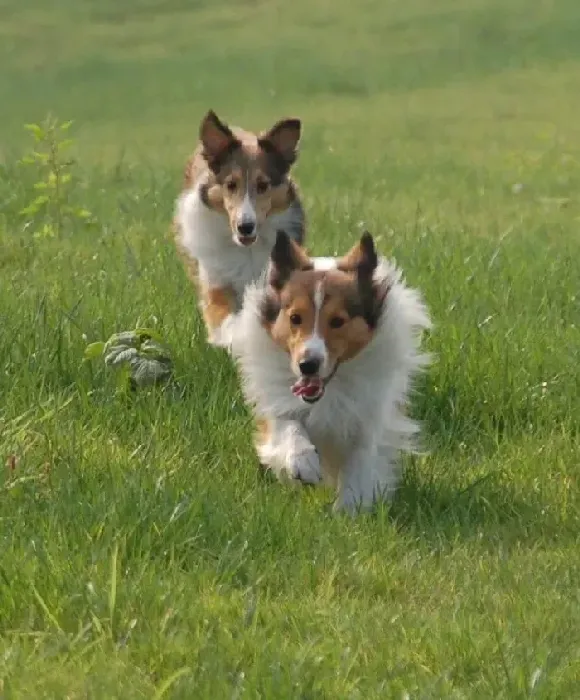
(176, 179, 304, 308)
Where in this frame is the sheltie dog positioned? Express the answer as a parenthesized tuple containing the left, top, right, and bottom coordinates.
(232, 230, 432, 513)
(174, 110, 305, 348)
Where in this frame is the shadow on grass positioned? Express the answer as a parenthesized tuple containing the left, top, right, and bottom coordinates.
(389, 460, 571, 548)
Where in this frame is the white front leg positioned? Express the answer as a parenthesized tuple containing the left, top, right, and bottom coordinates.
(334, 442, 399, 514)
(208, 312, 239, 350)
(257, 419, 322, 485)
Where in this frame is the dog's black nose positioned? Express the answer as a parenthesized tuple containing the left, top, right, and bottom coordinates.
(237, 221, 256, 237)
(299, 358, 320, 376)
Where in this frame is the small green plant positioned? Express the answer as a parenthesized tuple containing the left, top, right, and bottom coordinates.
(84, 328, 174, 393)
(19, 114, 94, 239)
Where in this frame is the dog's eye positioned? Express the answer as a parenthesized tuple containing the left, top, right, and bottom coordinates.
(226, 179, 237, 193)
(290, 313, 302, 326)
(329, 316, 345, 329)
(256, 179, 270, 194)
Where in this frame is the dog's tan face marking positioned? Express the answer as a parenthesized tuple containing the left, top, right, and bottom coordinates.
(270, 271, 375, 374)
(198, 111, 301, 247)
(261, 232, 387, 401)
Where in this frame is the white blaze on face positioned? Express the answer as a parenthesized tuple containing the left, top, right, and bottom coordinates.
(238, 184, 257, 231)
(303, 280, 328, 367)
(312, 257, 337, 272)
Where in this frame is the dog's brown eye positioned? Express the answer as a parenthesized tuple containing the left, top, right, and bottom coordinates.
(256, 179, 269, 194)
(226, 179, 237, 193)
(290, 313, 302, 326)
(329, 316, 345, 329)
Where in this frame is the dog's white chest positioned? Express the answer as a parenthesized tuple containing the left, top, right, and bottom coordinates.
(206, 245, 270, 300)
(304, 387, 365, 447)
(176, 188, 273, 300)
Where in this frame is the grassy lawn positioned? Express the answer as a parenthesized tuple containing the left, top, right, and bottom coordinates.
(1, 0, 580, 696)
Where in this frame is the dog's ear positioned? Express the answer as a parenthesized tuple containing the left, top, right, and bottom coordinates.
(268, 230, 312, 290)
(355, 231, 379, 281)
(337, 231, 378, 274)
(259, 118, 301, 170)
(260, 290, 281, 326)
(199, 110, 239, 168)
(339, 232, 386, 328)
(356, 232, 386, 328)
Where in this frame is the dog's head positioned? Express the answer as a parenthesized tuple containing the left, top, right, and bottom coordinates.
(198, 110, 301, 247)
(260, 231, 388, 403)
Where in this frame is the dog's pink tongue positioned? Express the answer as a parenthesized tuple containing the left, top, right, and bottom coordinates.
(291, 377, 323, 398)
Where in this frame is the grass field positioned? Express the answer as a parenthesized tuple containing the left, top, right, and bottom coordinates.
(2, 0, 580, 696)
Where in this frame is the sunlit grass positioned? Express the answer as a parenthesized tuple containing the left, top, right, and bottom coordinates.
(1, 0, 580, 696)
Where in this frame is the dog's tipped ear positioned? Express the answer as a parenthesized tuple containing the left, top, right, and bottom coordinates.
(199, 110, 238, 167)
(269, 230, 297, 290)
(268, 230, 311, 290)
(259, 118, 302, 169)
(356, 231, 379, 280)
(339, 232, 384, 327)
(357, 232, 387, 328)
(337, 231, 379, 276)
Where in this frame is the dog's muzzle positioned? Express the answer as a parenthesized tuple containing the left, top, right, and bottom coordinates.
(291, 362, 340, 404)
(236, 220, 256, 245)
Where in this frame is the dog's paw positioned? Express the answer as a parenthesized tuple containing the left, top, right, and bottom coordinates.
(208, 314, 238, 350)
(285, 448, 322, 485)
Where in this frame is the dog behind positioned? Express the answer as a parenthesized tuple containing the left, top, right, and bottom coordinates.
(174, 110, 305, 348)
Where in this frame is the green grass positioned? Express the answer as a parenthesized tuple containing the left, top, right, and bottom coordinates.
(1, 0, 580, 696)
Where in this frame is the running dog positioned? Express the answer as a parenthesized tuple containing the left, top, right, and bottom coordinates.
(232, 230, 431, 513)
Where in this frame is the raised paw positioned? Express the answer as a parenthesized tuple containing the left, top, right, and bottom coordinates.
(286, 448, 322, 485)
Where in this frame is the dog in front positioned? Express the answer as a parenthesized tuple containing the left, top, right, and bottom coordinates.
(232, 230, 432, 513)
(174, 110, 305, 348)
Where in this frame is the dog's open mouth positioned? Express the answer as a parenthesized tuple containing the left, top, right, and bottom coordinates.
(291, 376, 325, 404)
(236, 235, 257, 247)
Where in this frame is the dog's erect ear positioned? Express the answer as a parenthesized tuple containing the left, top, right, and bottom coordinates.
(259, 118, 301, 170)
(337, 231, 379, 275)
(339, 232, 385, 327)
(268, 230, 312, 290)
(355, 231, 379, 281)
(356, 232, 384, 328)
(199, 110, 239, 168)
(260, 290, 281, 326)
